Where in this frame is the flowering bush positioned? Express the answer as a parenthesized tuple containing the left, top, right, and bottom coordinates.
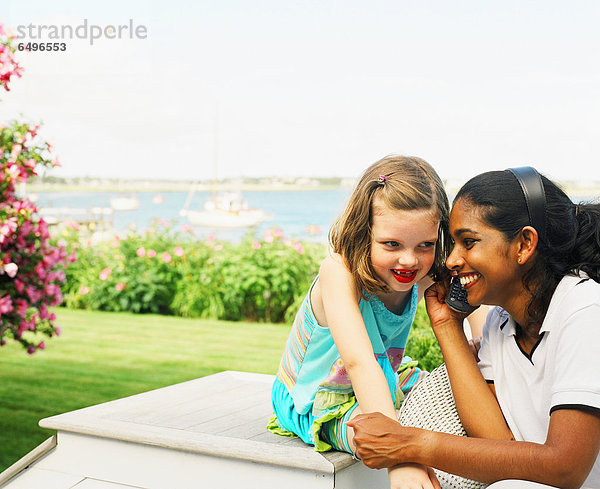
(0, 24, 23, 92)
(62, 223, 326, 323)
(59, 222, 440, 368)
(0, 122, 72, 352)
(171, 228, 325, 322)
(1, 24, 72, 353)
(62, 222, 185, 314)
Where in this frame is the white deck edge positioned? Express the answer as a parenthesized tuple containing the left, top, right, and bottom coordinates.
(5, 371, 357, 481)
(0, 435, 57, 487)
(38, 371, 341, 474)
(39, 416, 335, 473)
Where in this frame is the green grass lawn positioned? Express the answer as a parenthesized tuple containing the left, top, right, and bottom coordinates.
(0, 307, 290, 473)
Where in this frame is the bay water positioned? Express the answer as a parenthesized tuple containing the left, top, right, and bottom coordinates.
(33, 189, 353, 242)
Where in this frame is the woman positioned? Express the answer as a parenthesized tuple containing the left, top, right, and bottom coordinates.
(347, 167, 600, 488)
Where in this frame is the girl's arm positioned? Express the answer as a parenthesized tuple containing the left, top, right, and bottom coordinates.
(319, 255, 397, 419)
(424, 283, 513, 440)
(320, 256, 440, 489)
(349, 407, 600, 489)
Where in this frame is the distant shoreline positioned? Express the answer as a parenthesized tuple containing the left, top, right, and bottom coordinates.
(26, 182, 600, 200)
(25, 183, 351, 193)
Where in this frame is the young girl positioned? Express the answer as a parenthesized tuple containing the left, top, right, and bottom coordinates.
(269, 155, 450, 489)
(349, 168, 600, 488)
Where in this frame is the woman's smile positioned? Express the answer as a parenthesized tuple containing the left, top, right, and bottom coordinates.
(458, 272, 481, 288)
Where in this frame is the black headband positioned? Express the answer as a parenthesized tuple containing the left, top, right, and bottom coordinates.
(507, 166, 547, 243)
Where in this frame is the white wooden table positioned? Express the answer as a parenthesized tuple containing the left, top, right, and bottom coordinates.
(0, 371, 388, 489)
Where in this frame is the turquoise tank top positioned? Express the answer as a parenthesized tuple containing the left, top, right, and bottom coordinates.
(276, 277, 419, 417)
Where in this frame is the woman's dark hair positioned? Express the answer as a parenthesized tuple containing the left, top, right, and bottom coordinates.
(455, 170, 600, 327)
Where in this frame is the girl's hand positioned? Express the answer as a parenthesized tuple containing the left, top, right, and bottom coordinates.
(389, 464, 441, 489)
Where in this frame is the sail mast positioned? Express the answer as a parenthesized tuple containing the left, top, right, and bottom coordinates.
(211, 110, 218, 203)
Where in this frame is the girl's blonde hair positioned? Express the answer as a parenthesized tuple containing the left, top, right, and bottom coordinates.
(329, 155, 450, 295)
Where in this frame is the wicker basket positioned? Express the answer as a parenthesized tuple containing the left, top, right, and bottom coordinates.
(398, 364, 488, 489)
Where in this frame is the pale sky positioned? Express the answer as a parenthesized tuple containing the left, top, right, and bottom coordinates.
(3, 0, 600, 184)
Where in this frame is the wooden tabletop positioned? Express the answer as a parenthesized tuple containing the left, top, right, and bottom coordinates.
(40, 371, 355, 475)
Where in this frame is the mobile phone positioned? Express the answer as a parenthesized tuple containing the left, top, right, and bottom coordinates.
(446, 277, 471, 313)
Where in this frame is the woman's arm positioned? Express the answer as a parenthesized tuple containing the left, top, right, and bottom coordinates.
(423, 283, 513, 440)
(349, 408, 600, 489)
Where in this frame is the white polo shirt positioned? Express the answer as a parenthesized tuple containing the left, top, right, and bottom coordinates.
(478, 273, 600, 488)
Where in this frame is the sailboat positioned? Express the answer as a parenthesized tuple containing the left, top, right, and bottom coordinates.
(110, 193, 140, 211)
(180, 188, 271, 228)
(179, 113, 271, 228)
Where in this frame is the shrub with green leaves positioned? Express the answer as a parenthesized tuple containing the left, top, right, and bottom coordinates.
(171, 230, 325, 323)
(62, 222, 187, 314)
(61, 221, 443, 369)
(63, 223, 326, 322)
(405, 301, 443, 372)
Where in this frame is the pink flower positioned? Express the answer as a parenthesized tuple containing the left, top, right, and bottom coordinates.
(181, 223, 191, 233)
(65, 219, 80, 230)
(252, 241, 261, 250)
(50, 291, 63, 307)
(35, 262, 46, 279)
(115, 282, 125, 291)
(27, 346, 36, 355)
(0, 295, 14, 314)
(10, 143, 22, 158)
(48, 269, 66, 282)
(0, 217, 17, 237)
(16, 299, 28, 318)
(293, 242, 304, 255)
(162, 252, 172, 263)
(26, 286, 43, 304)
(29, 124, 40, 137)
(14, 279, 24, 294)
(147, 249, 156, 258)
(39, 304, 50, 320)
(207, 234, 215, 242)
(306, 224, 322, 235)
(214, 244, 224, 251)
(136, 247, 146, 257)
(18, 320, 29, 336)
(174, 246, 184, 257)
(99, 268, 111, 281)
(79, 286, 90, 295)
(264, 232, 274, 243)
(38, 342, 45, 350)
(273, 228, 285, 239)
